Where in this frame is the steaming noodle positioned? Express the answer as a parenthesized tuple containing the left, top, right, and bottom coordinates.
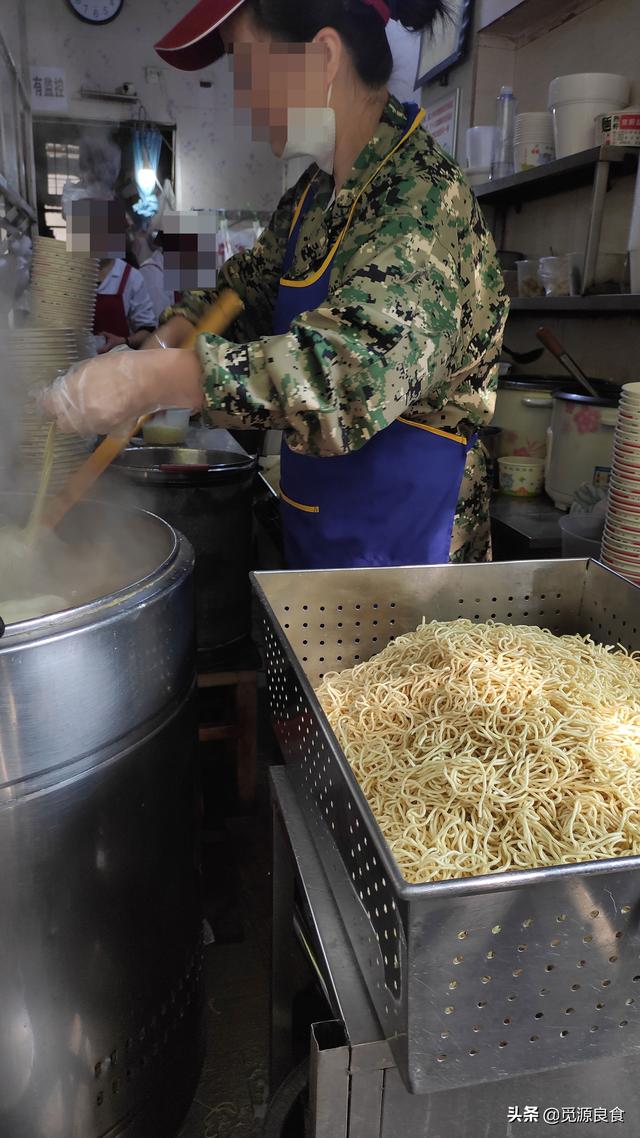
(0, 493, 168, 627)
(1, 596, 68, 623)
(317, 620, 640, 883)
(0, 527, 69, 622)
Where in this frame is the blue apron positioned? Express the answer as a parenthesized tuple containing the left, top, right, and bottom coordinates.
(274, 104, 474, 570)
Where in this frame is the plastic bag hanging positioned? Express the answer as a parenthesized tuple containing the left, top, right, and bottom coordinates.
(133, 129, 163, 219)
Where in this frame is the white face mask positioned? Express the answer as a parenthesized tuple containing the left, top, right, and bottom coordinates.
(281, 84, 336, 174)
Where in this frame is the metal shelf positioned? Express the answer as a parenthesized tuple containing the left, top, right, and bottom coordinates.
(475, 146, 638, 207)
(79, 87, 139, 104)
(509, 294, 640, 313)
(477, 146, 639, 295)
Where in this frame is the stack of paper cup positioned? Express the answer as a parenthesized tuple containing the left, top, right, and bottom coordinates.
(513, 113, 555, 171)
(601, 383, 640, 583)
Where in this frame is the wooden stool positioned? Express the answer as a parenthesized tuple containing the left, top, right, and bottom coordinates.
(197, 665, 258, 808)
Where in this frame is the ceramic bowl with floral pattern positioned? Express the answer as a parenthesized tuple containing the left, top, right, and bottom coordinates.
(498, 456, 546, 497)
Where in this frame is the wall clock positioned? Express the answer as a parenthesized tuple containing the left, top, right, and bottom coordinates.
(66, 0, 124, 25)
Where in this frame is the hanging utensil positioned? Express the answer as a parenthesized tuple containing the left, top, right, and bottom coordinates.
(536, 327, 599, 398)
(40, 288, 244, 531)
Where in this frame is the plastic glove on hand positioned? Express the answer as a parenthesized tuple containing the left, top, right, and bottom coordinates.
(40, 348, 203, 436)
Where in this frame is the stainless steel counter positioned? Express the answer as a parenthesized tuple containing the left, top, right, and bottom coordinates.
(271, 768, 640, 1138)
(491, 492, 564, 559)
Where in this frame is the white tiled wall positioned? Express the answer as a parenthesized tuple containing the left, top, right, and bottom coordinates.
(501, 0, 639, 261)
(24, 0, 284, 213)
(514, 0, 640, 110)
(24, 4, 428, 213)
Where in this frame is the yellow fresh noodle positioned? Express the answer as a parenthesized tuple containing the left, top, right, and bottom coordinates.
(317, 620, 640, 883)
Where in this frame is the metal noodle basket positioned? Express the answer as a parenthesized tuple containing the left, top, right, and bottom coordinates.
(253, 560, 640, 1094)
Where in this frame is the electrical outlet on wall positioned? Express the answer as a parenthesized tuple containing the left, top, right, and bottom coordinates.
(145, 68, 162, 85)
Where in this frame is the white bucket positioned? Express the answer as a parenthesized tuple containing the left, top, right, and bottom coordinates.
(466, 126, 497, 170)
(548, 73, 630, 158)
(559, 513, 603, 558)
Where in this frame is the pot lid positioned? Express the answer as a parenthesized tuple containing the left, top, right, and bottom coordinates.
(114, 446, 257, 484)
(498, 378, 564, 392)
(553, 391, 619, 407)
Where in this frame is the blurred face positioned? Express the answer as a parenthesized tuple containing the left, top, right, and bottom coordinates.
(66, 199, 126, 259)
(223, 11, 332, 155)
(161, 212, 216, 290)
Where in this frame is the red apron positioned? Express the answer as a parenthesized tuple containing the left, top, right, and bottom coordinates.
(93, 262, 132, 338)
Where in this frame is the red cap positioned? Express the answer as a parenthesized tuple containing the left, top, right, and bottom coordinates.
(363, 0, 391, 22)
(154, 0, 246, 71)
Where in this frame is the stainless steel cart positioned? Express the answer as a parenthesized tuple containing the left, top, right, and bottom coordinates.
(257, 560, 640, 1134)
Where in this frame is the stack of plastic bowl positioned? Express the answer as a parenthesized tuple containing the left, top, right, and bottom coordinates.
(601, 383, 640, 584)
(6, 328, 91, 493)
(10, 236, 101, 494)
(514, 112, 555, 171)
(548, 73, 630, 158)
(30, 236, 100, 330)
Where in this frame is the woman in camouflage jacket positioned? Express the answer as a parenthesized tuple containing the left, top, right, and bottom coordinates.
(46, 0, 508, 567)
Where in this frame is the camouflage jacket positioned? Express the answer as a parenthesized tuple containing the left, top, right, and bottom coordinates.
(163, 95, 508, 559)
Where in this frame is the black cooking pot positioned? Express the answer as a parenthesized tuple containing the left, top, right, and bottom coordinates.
(112, 447, 258, 652)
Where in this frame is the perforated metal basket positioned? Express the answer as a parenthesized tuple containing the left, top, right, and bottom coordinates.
(253, 560, 640, 1094)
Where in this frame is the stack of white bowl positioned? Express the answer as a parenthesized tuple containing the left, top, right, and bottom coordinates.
(601, 383, 640, 584)
(6, 328, 91, 493)
(514, 113, 555, 172)
(30, 236, 100, 330)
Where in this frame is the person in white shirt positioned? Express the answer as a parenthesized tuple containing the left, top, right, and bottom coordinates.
(95, 257, 157, 353)
(130, 227, 173, 323)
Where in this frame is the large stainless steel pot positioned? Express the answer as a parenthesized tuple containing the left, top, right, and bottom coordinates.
(0, 497, 202, 1138)
(111, 447, 257, 655)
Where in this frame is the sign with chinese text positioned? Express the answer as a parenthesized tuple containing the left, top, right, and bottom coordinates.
(423, 89, 460, 159)
(30, 68, 68, 112)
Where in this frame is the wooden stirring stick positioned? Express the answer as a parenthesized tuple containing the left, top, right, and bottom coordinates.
(25, 422, 57, 541)
(41, 288, 244, 530)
